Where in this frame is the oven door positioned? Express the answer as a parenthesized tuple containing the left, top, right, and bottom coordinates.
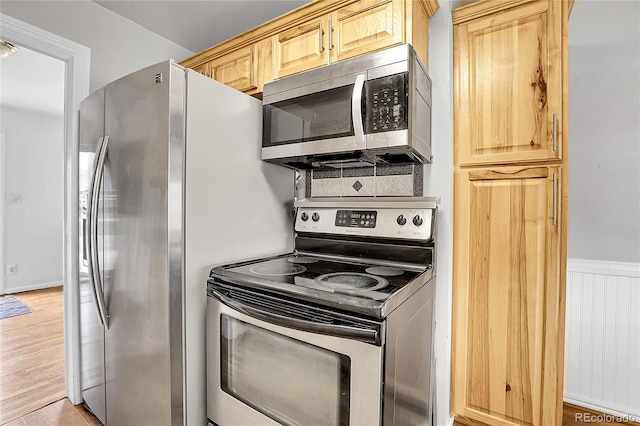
(207, 289, 383, 426)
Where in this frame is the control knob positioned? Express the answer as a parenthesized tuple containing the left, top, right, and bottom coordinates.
(396, 214, 407, 226)
(413, 215, 424, 226)
(312, 213, 320, 222)
(301, 212, 309, 221)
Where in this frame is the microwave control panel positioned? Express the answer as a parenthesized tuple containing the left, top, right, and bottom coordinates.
(364, 72, 408, 134)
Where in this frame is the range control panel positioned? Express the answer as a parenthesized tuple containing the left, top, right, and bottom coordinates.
(335, 210, 377, 228)
(296, 206, 435, 241)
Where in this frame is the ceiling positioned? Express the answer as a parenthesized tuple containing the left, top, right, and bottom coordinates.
(0, 1, 311, 116)
(93, 0, 312, 53)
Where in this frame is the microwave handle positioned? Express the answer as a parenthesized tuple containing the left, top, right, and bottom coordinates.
(212, 289, 379, 345)
(352, 74, 366, 145)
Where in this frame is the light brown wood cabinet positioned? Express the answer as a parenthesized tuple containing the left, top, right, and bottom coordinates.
(455, 0, 563, 166)
(180, 0, 439, 96)
(209, 45, 258, 93)
(452, 166, 562, 426)
(192, 62, 211, 78)
(190, 40, 272, 97)
(329, 0, 405, 63)
(452, 1, 570, 425)
(273, 15, 331, 78)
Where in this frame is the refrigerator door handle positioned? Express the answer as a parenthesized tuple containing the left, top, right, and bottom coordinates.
(87, 135, 110, 329)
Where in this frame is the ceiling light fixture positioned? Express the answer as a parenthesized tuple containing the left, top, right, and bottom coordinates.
(0, 40, 18, 58)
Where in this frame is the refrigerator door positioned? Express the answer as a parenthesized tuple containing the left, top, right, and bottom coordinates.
(79, 88, 107, 425)
(183, 70, 294, 426)
(103, 61, 183, 425)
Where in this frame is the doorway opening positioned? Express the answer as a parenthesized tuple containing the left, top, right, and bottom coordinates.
(0, 12, 90, 419)
(0, 43, 68, 423)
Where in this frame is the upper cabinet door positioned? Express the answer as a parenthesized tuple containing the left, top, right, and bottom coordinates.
(192, 62, 211, 78)
(455, 0, 563, 166)
(274, 16, 331, 79)
(210, 45, 257, 93)
(330, 0, 405, 63)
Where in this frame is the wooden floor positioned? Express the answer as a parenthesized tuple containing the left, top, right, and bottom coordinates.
(3, 398, 100, 426)
(2, 288, 636, 426)
(0, 287, 97, 425)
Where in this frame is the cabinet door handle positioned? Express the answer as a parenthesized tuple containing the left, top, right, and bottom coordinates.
(552, 172, 558, 226)
(319, 22, 324, 53)
(552, 113, 558, 152)
(328, 17, 333, 51)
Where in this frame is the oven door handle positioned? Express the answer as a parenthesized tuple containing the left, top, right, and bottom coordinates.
(212, 290, 379, 345)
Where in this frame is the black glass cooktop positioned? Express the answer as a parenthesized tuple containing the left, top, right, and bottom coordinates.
(209, 251, 435, 318)
(217, 253, 424, 299)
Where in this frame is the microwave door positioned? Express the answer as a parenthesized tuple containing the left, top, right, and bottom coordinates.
(270, 107, 311, 143)
(262, 74, 366, 159)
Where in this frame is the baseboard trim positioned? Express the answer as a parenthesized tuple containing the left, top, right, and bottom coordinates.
(2, 281, 62, 294)
(453, 403, 640, 426)
(563, 400, 640, 425)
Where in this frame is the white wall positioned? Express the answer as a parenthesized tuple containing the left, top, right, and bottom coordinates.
(1, 44, 66, 293)
(424, 2, 454, 425)
(1, 106, 65, 292)
(0, 0, 194, 92)
(565, 0, 640, 418)
(568, 0, 640, 263)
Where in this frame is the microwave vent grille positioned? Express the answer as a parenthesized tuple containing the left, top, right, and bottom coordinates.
(313, 159, 376, 169)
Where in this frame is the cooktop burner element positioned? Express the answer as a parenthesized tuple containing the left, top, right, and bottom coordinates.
(249, 260, 306, 276)
(315, 272, 388, 291)
(365, 266, 404, 277)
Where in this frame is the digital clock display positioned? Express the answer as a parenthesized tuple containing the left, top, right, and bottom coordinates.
(335, 210, 377, 228)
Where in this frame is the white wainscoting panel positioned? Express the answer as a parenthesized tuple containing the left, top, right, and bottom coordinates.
(565, 259, 640, 417)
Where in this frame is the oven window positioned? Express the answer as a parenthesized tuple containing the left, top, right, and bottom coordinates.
(263, 85, 355, 147)
(220, 315, 351, 426)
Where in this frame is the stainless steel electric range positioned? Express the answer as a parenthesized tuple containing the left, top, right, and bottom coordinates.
(206, 197, 439, 426)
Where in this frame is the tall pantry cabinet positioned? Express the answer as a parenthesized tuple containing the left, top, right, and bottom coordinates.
(451, 0, 570, 425)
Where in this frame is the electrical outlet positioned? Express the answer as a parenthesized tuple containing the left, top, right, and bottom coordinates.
(8, 193, 22, 203)
(6, 264, 17, 275)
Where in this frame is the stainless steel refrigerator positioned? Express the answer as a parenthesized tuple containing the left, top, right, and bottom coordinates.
(79, 60, 293, 426)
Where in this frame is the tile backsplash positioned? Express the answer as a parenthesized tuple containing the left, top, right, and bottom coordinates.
(306, 165, 423, 197)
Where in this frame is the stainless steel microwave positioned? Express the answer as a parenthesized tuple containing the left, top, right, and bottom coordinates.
(262, 44, 432, 169)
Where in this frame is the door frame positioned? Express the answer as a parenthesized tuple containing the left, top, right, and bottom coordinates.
(0, 13, 90, 404)
(0, 131, 4, 294)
